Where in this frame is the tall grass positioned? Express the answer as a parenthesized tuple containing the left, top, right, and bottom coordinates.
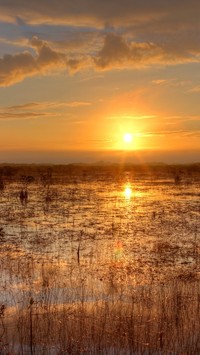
(1, 251, 200, 354)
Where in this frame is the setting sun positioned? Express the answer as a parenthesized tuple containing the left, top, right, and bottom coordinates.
(123, 133, 133, 143)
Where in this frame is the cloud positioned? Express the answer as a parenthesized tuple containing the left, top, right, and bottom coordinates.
(94, 33, 199, 70)
(1, 1, 200, 87)
(7, 100, 91, 110)
(0, 36, 91, 86)
(0, 0, 167, 26)
(94, 33, 159, 68)
(61, 101, 91, 108)
(48, 32, 100, 53)
(0, 100, 92, 120)
(0, 36, 29, 48)
(8, 102, 42, 110)
(188, 86, 200, 93)
(0, 111, 50, 120)
(2, 30, 197, 88)
(1, 0, 200, 30)
(152, 79, 168, 85)
(106, 114, 156, 120)
(0, 42, 64, 86)
(141, 129, 200, 138)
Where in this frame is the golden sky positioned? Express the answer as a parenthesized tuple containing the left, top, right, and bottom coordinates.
(0, 1, 200, 163)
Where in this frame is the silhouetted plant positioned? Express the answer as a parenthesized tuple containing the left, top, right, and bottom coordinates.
(0, 178, 4, 191)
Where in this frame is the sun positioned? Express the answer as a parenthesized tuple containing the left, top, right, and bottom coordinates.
(123, 133, 133, 143)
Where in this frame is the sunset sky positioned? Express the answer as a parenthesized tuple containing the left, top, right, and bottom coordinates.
(0, 0, 200, 163)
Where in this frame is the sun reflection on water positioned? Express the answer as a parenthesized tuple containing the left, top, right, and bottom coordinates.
(124, 185, 132, 199)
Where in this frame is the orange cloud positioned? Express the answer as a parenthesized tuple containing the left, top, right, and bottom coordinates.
(8, 101, 91, 110)
(0, 111, 51, 120)
(94, 33, 199, 70)
(0, 37, 90, 86)
(1, 27, 200, 87)
(0, 46, 64, 86)
(0, 100, 92, 120)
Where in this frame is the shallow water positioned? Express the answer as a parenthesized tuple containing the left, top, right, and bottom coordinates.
(0, 173, 199, 307)
(0, 170, 200, 354)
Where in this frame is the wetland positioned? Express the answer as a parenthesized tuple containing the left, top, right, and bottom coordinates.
(0, 163, 200, 354)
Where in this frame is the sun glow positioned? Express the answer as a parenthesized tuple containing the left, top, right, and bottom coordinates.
(123, 133, 133, 143)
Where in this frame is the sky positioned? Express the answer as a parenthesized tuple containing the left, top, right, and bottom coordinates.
(0, 0, 200, 164)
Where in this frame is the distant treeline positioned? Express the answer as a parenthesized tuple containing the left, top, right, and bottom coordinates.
(0, 162, 199, 185)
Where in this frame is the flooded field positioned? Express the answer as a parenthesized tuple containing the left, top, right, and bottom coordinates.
(0, 164, 200, 354)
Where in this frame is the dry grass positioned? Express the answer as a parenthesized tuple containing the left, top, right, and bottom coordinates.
(1, 248, 200, 354)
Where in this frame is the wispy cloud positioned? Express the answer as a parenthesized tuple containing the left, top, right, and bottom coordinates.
(152, 79, 168, 85)
(0, 0, 199, 30)
(0, 100, 92, 120)
(106, 114, 156, 120)
(141, 129, 200, 137)
(0, 111, 51, 120)
(188, 85, 200, 93)
(0, 36, 29, 48)
(0, 0, 167, 26)
(8, 100, 92, 110)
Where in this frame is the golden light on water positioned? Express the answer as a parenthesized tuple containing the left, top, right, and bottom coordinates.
(124, 185, 132, 199)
